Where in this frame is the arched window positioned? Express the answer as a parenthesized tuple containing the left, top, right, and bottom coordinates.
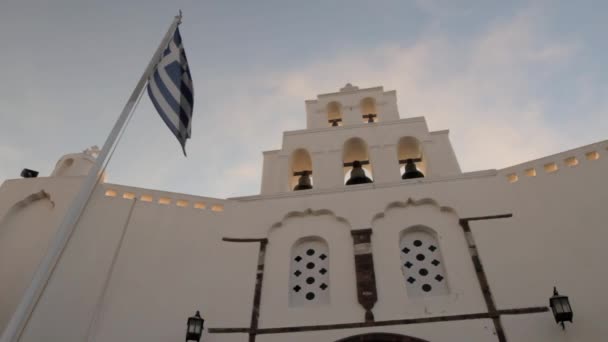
(399, 227, 448, 297)
(397, 136, 426, 179)
(360, 97, 378, 123)
(327, 101, 343, 127)
(289, 237, 330, 306)
(336, 333, 430, 342)
(343, 137, 373, 185)
(290, 149, 313, 191)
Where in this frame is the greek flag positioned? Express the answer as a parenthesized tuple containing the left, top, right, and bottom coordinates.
(147, 26, 193, 156)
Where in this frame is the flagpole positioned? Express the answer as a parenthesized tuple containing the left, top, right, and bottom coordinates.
(1, 13, 183, 342)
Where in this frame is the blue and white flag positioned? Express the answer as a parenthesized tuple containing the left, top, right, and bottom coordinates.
(147, 26, 193, 156)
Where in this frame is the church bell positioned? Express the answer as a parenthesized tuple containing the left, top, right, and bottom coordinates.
(346, 160, 373, 185)
(293, 171, 313, 191)
(402, 159, 424, 179)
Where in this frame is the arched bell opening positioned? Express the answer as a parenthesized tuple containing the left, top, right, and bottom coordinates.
(343, 137, 373, 185)
(397, 137, 426, 180)
(360, 97, 378, 123)
(327, 101, 343, 127)
(290, 148, 314, 191)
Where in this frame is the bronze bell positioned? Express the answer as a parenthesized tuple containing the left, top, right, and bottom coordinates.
(346, 160, 373, 185)
(402, 159, 424, 179)
(294, 171, 313, 191)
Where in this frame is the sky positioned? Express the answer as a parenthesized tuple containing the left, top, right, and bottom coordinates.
(1, 0, 607, 198)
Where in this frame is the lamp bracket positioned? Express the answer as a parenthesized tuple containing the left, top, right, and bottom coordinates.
(344, 160, 370, 167)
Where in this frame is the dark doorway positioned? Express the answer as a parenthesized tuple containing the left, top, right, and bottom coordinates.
(335, 332, 430, 342)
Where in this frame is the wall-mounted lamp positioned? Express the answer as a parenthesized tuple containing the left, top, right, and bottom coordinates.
(186, 311, 204, 341)
(550, 287, 573, 330)
(20, 168, 39, 178)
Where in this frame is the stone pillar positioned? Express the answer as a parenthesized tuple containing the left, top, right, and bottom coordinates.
(351, 228, 378, 322)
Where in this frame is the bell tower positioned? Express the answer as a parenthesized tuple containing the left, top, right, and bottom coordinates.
(51, 146, 105, 179)
(260, 84, 461, 194)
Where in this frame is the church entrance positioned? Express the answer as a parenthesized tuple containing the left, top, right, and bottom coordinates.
(335, 332, 430, 342)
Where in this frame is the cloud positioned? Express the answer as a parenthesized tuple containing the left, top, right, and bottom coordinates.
(3, 6, 603, 199)
(253, 9, 582, 172)
(116, 6, 588, 197)
(413, 0, 474, 18)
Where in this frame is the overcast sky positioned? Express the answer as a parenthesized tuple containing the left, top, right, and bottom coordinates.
(1, 0, 607, 198)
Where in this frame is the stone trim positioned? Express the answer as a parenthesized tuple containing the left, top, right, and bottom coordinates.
(222, 238, 269, 342)
(222, 237, 269, 243)
(351, 228, 378, 322)
(215, 214, 521, 340)
(249, 240, 267, 342)
(460, 214, 513, 222)
(459, 214, 513, 342)
(208, 306, 548, 335)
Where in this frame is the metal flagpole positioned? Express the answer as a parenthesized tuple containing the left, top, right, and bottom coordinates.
(0, 13, 183, 342)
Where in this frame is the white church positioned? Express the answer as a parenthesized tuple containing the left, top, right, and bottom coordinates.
(1, 84, 607, 342)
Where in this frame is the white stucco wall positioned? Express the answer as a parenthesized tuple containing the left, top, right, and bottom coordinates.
(372, 204, 486, 321)
(2, 140, 607, 341)
(0, 176, 83, 333)
(305, 86, 400, 130)
(261, 213, 363, 328)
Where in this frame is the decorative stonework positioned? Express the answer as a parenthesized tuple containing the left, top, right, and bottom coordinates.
(250, 239, 267, 342)
(351, 229, 377, 322)
(459, 214, 513, 342)
(221, 237, 268, 342)
(209, 306, 549, 335)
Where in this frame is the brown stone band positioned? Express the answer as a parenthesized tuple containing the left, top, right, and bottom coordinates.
(460, 214, 513, 221)
(351, 228, 378, 322)
(222, 237, 269, 243)
(222, 237, 269, 342)
(459, 213, 514, 342)
(208, 306, 548, 334)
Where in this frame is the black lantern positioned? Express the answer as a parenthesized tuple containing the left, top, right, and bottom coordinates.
(549, 287, 573, 329)
(20, 168, 39, 178)
(186, 311, 204, 341)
